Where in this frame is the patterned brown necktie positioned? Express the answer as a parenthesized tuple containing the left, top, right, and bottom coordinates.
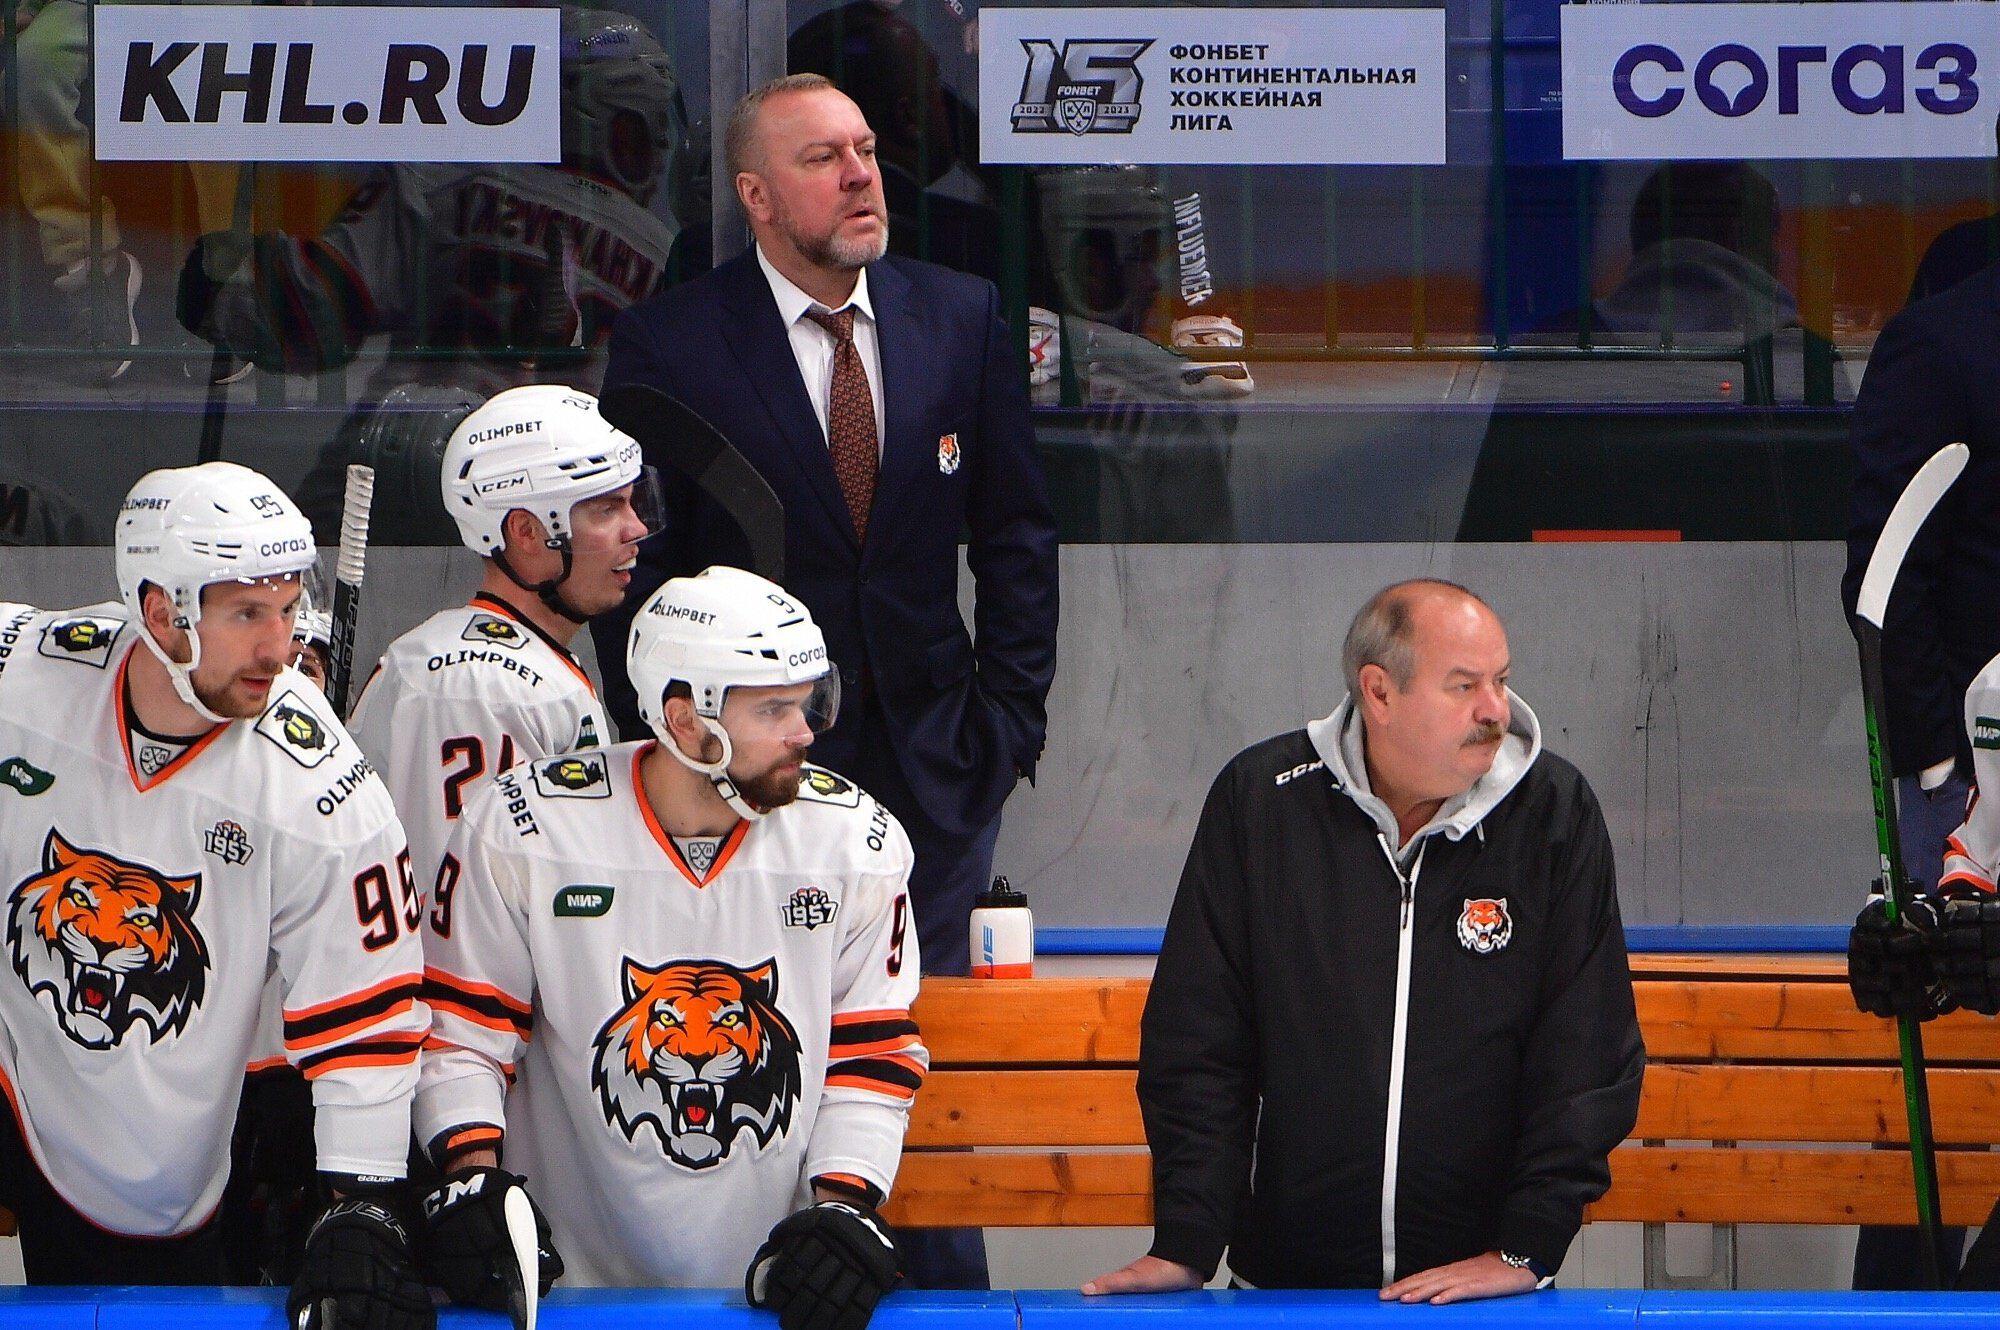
(804, 307, 878, 541)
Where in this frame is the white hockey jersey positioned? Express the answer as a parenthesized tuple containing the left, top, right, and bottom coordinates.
(1942, 653, 2000, 893)
(415, 742, 924, 1286)
(0, 605, 428, 1235)
(349, 593, 607, 898)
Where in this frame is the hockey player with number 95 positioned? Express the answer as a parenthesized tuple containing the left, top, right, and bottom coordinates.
(414, 566, 923, 1330)
(0, 463, 432, 1327)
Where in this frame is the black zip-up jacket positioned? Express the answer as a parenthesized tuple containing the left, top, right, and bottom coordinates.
(1139, 706, 1644, 1288)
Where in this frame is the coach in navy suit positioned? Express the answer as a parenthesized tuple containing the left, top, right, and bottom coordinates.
(596, 72, 1059, 986)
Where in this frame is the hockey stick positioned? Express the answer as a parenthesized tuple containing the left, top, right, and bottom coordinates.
(503, 1184, 540, 1330)
(1854, 439, 1969, 1289)
(598, 384, 786, 581)
(326, 464, 375, 718)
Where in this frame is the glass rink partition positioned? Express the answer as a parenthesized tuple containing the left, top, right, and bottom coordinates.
(4, 0, 1997, 933)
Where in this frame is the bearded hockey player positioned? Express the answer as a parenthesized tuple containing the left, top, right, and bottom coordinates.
(414, 566, 921, 1330)
(0, 463, 431, 1328)
(348, 385, 659, 896)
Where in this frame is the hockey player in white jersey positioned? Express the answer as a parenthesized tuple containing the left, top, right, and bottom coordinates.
(349, 385, 660, 901)
(0, 463, 432, 1327)
(415, 566, 922, 1329)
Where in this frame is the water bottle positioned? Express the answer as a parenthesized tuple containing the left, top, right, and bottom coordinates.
(969, 875, 1034, 978)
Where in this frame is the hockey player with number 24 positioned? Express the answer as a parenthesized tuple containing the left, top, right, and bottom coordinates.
(348, 384, 663, 896)
(0, 463, 432, 1328)
(415, 566, 924, 1330)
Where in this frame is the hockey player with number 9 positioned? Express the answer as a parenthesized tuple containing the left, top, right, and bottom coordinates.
(0, 463, 431, 1327)
(415, 566, 922, 1330)
(348, 384, 663, 901)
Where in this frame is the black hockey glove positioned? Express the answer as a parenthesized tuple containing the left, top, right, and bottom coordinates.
(289, 1195, 435, 1330)
(1934, 893, 2000, 1015)
(421, 1165, 563, 1311)
(745, 1200, 901, 1330)
(1848, 895, 1954, 1021)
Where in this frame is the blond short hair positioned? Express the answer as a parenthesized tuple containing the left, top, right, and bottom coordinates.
(725, 72, 838, 179)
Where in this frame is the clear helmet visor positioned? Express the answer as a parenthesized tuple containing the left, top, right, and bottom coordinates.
(565, 464, 666, 554)
(190, 558, 325, 643)
(718, 670, 843, 742)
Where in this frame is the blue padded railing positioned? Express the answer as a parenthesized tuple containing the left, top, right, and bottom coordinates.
(1036, 925, 1850, 958)
(8, 1287, 2000, 1330)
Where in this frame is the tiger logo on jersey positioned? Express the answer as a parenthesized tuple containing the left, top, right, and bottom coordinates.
(589, 956, 803, 1169)
(6, 829, 208, 1049)
(1456, 897, 1512, 955)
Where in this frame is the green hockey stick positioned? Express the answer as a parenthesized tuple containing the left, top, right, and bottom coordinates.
(1853, 439, 1970, 1289)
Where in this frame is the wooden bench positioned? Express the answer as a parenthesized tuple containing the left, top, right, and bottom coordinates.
(884, 955, 2000, 1230)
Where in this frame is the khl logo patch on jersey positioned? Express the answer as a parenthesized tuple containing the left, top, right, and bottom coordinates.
(38, 615, 123, 668)
(937, 433, 961, 475)
(462, 614, 526, 649)
(255, 690, 341, 769)
(204, 820, 254, 866)
(138, 744, 173, 777)
(533, 752, 609, 798)
(590, 955, 803, 1170)
(0, 757, 53, 796)
(7, 828, 208, 1050)
(1456, 897, 1512, 955)
(781, 886, 839, 931)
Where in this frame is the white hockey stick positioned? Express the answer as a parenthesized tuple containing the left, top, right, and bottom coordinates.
(504, 1184, 539, 1330)
(327, 464, 375, 718)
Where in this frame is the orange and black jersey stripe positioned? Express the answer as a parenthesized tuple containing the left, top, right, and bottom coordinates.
(825, 1009, 924, 1101)
(283, 974, 422, 1052)
(425, 968, 533, 1038)
(297, 1030, 425, 1079)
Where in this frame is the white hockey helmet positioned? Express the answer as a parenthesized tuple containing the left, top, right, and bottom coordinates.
(442, 384, 661, 554)
(561, 6, 683, 204)
(629, 566, 840, 819)
(115, 462, 320, 721)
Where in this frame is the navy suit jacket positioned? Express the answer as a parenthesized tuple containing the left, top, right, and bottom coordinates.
(1842, 264, 2000, 778)
(596, 250, 1059, 836)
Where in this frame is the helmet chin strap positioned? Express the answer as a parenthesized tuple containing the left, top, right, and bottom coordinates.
(658, 715, 768, 822)
(493, 543, 590, 625)
(138, 619, 233, 726)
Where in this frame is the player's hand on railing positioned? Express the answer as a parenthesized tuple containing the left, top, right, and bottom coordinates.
(290, 1192, 435, 1330)
(1935, 893, 2000, 1015)
(1081, 1255, 1204, 1295)
(1381, 1251, 1540, 1305)
(421, 1165, 563, 1311)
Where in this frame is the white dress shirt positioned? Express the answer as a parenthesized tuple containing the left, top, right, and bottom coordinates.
(756, 245, 886, 458)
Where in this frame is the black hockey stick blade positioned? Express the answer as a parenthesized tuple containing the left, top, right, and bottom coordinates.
(1852, 440, 1967, 1287)
(599, 384, 786, 582)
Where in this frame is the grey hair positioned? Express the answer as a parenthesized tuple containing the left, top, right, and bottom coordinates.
(1341, 579, 1488, 698)
(725, 72, 839, 181)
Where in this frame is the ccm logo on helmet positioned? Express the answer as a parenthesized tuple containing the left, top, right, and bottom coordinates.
(258, 537, 312, 558)
(473, 471, 530, 496)
(465, 421, 540, 446)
